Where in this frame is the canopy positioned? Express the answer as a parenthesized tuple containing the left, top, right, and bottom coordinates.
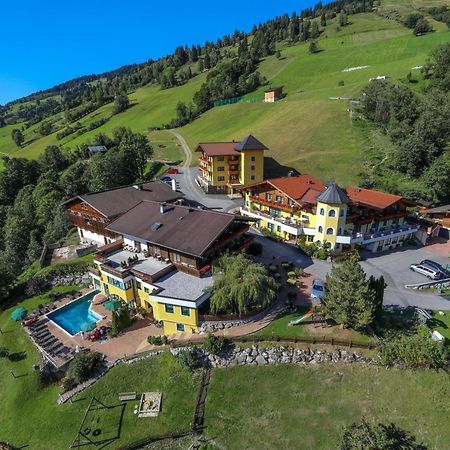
(80, 321, 96, 332)
(11, 307, 27, 321)
(104, 299, 121, 311)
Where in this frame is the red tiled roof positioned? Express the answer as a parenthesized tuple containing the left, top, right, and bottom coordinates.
(345, 186, 403, 210)
(267, 175, 325, 203)
(195, 142, 240, 156)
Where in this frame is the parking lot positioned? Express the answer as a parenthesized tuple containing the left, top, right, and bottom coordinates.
(253, 234, 450, 311)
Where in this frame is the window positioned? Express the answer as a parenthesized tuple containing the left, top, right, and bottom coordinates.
(217, 156, 224, 161)
(165, 304, 174, 314)
(320, 208, 325, 216)
(136, 282, 142, 290)
(251, 156, 256, 162)
(125, 280, 132, 290)
(217, 166, 225, 171)
(266, 193, 273, 201)
(340, 209, 345, 217)
(107, 276, 124, 290)
(144, 286, 151, 294)
(326, 228, 334, 235)
(251, 165, 255, 171)
(217, 176, 225, 182)
(176, 323, 185, 332)
(288, 199, 295, 207)
(318, 226, 323, 233)
(181, 306, 190, 316)
(251, 175, 255, 180)
(338, 227, 342, 235)
(328, 209, 336, 217)
(307, 235, 314, 242)
(277, 225, 281, 232)
(276, 195, 283, 204)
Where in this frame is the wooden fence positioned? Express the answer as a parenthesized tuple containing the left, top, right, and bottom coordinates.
(171, 334, 376, 350)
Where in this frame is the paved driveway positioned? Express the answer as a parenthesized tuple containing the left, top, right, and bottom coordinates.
(253, 234, 450, 311)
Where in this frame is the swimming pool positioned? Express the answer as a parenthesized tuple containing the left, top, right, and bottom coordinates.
(47, 291, 102, 336)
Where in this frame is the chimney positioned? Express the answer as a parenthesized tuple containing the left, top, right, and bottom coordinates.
(171, 179, 177, 191)
(160, 202, 167, 214)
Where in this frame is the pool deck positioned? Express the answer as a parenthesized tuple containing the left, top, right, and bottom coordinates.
(40, 289, 163, 362)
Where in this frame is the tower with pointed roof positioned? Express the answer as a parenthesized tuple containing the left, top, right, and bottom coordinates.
(235, 134, 267, 186)
(315, 182, 350, 250)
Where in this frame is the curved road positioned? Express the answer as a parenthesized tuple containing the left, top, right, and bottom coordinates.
(169, 130, 242, 212)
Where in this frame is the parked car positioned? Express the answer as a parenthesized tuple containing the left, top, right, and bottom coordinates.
(420, 259, 450, 279)
(311, 279, 326, 301)
(160, 176, 173, 185)
(166, 167, 179, 174)
(409, 264, 441, 280)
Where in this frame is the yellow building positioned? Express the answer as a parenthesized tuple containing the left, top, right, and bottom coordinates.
(240, 175, 419, 254)
(196, 134, 267, 197)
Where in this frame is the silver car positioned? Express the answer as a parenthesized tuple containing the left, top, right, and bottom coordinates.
(311, 279, 326, 301)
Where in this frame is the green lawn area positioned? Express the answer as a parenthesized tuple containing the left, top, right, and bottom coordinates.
(205, 364, 450, 449)
(252, 308, 375, 345)
(0, 289, 200, 449)
(430, 310, 450, 341)
(149, 129, 185, 165)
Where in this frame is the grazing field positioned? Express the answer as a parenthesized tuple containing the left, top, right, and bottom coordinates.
(1, 11, 449, 183)
(205, 364, 450, 450)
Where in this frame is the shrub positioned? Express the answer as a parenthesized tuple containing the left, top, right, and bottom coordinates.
(338, 80, 345, 86)
(287, 278, 298, 286)
(298, 239, 315, 256)
(111, 306, 132, 335)
(246, 241, 263, 256)
(294, 267, 304, 277)
(61, 376, 77, 393)
(268, 264, 278, 273)
(379, 334, 448, 369)
(314, 247, 329, 260)
(178, 348, 199, 371)
(25, 277, 48, 296)
(281, 262, 293, 270)
(287, 271, 297, 278)
(67, 351, 103, 383)
(0, 346, 9, 358)
(147, 335, 168, 346)
(203, 333, 226, 355)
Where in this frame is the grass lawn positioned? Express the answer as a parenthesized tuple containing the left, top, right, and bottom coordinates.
(205, 364, 450, 450)
(0, 285, 200, 449)
(252, 308, 375, 345)
(429, 310, 450, 341)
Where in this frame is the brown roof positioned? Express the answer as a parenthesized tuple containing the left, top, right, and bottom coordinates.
(63, 181, 183, 218)
(265, 175, 326, 204)
(196, 142, 241, 156)
(196, 135, 268, 156)
(345, 186, 403, 210)
(245, 176, 410, 210)
(106, 201, 236, 257)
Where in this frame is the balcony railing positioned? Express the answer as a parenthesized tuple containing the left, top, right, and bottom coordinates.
(248, 196, 299, 213)
(337, 224, 419, 244)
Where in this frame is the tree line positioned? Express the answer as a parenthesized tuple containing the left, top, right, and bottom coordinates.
(360, 43, 450, 204)
(0, 128, 152, 300)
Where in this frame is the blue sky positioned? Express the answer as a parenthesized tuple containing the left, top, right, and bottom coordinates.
(0, 0, 316, 104)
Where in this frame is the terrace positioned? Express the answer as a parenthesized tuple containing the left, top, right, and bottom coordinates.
(336, 224, 420, 244)
(97, 248, 174, 283)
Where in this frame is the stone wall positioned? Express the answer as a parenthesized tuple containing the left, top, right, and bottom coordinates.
(49, 273, 91, 288)
(172, 344, 378, 367)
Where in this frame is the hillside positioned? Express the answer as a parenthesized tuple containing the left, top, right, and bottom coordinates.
(0, 2, 449, 185)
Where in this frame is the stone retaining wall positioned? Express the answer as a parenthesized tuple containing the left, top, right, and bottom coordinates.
(49, 273, 91, 288)
(172, 345, 378, 367)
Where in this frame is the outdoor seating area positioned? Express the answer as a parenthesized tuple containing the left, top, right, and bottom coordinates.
(136, 392, 162, 418)
(25, 318, 74, 363)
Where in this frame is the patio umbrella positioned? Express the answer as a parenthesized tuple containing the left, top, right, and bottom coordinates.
(104, 299, 121, 311)
(80, 321, 96, 332)
(11, 307, 27, 321)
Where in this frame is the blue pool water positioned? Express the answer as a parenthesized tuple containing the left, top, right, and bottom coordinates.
(47, 291, 102, 336)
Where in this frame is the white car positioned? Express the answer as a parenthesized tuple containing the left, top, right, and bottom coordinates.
(311, 279, 326, 301)
(409, 264, 441, 280)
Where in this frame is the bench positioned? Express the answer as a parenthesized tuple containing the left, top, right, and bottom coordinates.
(118, 392, 137, 401)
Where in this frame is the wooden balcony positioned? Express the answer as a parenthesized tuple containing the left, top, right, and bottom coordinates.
(249, 196, 299, 213)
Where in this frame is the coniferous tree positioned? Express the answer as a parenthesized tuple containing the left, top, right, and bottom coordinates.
(311, 21, 320, 39)
(11, 129, 24, 147)
(324, 256, 376, 330)
(320, 12, 327, 27)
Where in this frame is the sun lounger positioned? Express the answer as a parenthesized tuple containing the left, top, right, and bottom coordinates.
(38, 335, 56, 346)
(41, 338, 58, 350)
(47, 342, 64, 354)
(32, 327, 50, 337)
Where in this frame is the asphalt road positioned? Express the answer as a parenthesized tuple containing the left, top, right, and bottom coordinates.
(253, 234, 450, 311)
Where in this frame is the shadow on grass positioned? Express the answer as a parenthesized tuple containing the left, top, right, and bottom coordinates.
(8, 351, 27, 362)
